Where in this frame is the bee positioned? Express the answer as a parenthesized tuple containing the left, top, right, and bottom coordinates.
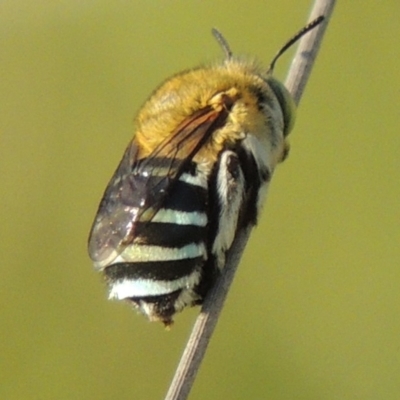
(88, 17, 324, 326)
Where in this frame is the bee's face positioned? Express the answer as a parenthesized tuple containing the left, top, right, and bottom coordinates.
(88, 33, 301, 326)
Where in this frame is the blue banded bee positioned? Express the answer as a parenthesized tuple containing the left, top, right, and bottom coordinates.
(88, 17, 324, 326)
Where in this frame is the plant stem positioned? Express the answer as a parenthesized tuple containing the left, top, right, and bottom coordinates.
(164, 1, 336, 399)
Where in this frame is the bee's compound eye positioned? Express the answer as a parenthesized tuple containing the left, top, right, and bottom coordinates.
(266, 77, 296, 137)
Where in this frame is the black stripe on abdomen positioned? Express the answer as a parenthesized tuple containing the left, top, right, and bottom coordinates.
(105, 257, 204, 282)
(134, 222, 206, 248)
(147, 177, 207, 213)
(165, 179, 207, 212)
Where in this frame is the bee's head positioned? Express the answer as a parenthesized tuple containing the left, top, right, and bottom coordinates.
(212, 16, 324, 140)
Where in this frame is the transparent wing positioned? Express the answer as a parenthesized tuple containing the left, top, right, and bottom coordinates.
(88, 104, 230, 267)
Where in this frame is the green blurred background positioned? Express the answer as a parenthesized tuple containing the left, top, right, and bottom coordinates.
(1, 1, 400, 399)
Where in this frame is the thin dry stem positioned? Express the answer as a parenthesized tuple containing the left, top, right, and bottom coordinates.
(286, 0, 336, 105)
(164, 1, 336, 399)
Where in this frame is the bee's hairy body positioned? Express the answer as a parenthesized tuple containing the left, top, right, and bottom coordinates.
(88, 58, 295, 326)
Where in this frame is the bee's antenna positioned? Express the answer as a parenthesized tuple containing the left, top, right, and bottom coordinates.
(267, 15, 325, 75)
(212, 28, 233, 59)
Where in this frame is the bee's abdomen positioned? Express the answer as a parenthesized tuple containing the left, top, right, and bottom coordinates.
(105, 167, 209, 302)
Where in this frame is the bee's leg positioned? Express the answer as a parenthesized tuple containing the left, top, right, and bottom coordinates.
(212, 150, 246, 270)
(193, 150, 246, 303)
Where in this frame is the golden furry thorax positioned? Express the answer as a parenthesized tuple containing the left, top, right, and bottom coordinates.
(134, 58, 295, 166)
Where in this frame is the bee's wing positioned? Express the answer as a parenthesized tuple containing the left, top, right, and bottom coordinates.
(88, 104, 230, 268)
